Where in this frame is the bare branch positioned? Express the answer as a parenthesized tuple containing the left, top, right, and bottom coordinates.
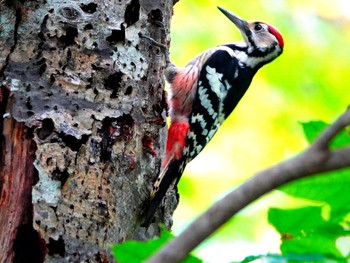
(146, 107, 350, 263)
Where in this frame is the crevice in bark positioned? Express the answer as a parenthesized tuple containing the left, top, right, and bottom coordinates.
(106, 25, 125, 45)
(124, 0, 140, 27)
(125, 85, 133, 95)
(80, 2, 97, 14)
(0, 85, 10, 168)
(148, 9, 164, 26)
(59, 25, 78, 47)
(36, 118, 55, 140)
(47, 236, 65, 257)
(13, 207, 45, 263)
(142, 132, 157, 157)
(60, 133, 89, 152)
(99, 115, 134, 162)
(52, 167, 69, 187)
(0, 5, 21, 76)
(84, 23, 93, 30)
(38, 14, 49, 42)
(104, 71, 124, 98)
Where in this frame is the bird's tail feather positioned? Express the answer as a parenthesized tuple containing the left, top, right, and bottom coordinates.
(141, 160, 182, 227)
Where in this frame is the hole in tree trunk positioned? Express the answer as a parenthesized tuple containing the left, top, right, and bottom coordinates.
(124, 0, 140, 27)
(106, 25, 125, 45)
(47, 236, 66, 257)
(80, 2, 98, 14)
(13, 217, 46, 263)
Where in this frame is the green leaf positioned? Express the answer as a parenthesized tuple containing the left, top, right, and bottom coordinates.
(111, 228, 203, 263)
(268, 207, 346, 260)
(237, 253, 333, 263)
(300, 121, 350, 148)
(281, 169, 350, 224)
(300, 121, 328, 144)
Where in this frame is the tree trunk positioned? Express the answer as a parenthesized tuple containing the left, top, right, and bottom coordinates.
(0, 0, 175, 262)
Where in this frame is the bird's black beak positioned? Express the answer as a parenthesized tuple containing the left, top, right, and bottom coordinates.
(217, 6, 250, 43)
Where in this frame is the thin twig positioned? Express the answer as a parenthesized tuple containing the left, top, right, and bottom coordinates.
(146, 107, 350, 263)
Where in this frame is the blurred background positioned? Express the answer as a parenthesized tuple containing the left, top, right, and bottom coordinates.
(168, 0, 350, 262)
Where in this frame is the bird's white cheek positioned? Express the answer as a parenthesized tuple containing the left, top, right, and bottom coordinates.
(252, 34, 272, 50)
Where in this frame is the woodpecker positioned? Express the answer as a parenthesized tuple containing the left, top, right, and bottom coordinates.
(142, 6, 284, 226)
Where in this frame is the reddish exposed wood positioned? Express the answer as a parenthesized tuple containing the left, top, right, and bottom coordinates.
(0, 94, 37, 262)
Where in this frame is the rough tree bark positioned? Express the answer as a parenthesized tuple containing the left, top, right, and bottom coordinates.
(0, 0, 175, 262)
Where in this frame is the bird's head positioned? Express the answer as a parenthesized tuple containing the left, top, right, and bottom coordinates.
(218, 6, 283, 58)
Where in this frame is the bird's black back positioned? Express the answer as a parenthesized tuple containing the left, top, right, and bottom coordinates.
(185, 46, 258, 164)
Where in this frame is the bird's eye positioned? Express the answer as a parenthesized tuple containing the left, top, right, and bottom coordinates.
(254, 24, 263, 31)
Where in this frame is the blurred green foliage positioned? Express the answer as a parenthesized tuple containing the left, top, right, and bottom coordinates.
(269, 121, 350, 261)
(112, 228, 202, 263)
(168, 0, 350, 262)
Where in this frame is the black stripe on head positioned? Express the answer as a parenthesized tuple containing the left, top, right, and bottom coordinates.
(249, 45, 277, 57)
